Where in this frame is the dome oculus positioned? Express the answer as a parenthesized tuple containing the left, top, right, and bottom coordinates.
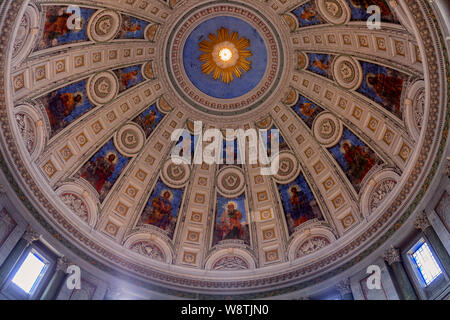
(175, 7, 282, 110)
(199, 28, 252, 84)
(219, 48, 232, 62)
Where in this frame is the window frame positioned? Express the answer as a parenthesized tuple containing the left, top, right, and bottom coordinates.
(410, 240, 443, 286)
(1, 242, 56, 300)
(403, 234, 449, 300)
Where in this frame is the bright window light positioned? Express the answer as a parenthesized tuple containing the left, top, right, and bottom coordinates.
(412, 242, 443, 286)
(11, 251, 47, 294)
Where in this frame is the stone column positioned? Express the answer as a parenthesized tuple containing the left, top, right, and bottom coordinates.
(336, 278, 353, 300)
(40, 257, 69, 300)
(0, 227, 40, 287)
(384, 246, 418, 300)
(414, 211, 450, 276)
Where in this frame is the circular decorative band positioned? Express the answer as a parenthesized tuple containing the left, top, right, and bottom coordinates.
(166, 2, 284, 116)
(114, 123, 145, 157)
(86, 71, 119, 106)
(86, 10, 122, 43)
(216, 166, 245, 197)
(312, 112, 343, 148)
(332, 56, 363, 90)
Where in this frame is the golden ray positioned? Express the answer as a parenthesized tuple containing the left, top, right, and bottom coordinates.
(199, 27, 252, 84)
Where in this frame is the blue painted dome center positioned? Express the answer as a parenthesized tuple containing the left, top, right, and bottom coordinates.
(183, 16, 268, 99)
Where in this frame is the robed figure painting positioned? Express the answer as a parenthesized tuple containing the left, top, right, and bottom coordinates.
(139, 180, 184, 239)
(213, 195, 250, 246)
(358, 61, 407, 119)
(278, 173, 322, 234)
(329, 128, 382, 192)
(76, 140, 130, 202)
(41, 80, 95, 137)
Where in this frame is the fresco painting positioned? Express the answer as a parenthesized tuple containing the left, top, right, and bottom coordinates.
(113, 65, 145, 93)
(115, 15, 149, 39)
(132, 104, 165, 138)
(291, 2, 325, 27)
(77, 140, 130, 202)
(37, 6, 94, 50)
(357, 61, 406, 119)
(278, 172, 322, 234)
(292, 95, 324, 129)
(307, 53, 334, 79)
(41, 80, 94, 137)
(213, 194, 250, 246)
(139, 179, 184, 239)
(328, 127, 381, 192)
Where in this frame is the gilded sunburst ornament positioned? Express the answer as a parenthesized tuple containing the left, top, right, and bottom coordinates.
(199, 27, 252, 84)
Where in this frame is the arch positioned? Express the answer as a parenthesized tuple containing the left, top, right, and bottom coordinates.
(123, 232, 173, 264)
(288, 226, 337, 261)
(204, 248, 257, 270)
(56, 182, 99, 228)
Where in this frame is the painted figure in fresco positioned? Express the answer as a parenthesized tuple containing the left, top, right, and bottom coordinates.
(289, 186, 314, 227)
(43, 8, 72, 46)
(300, 7, 317, 21)
(350, 0, 391, 16)
(45, 92, 83, 131)
(123, 21, 142, 33)
(118, 70, 139, 91)
(221, 202, 243, 240)
(144, 110, 157, 129)
(341, 141, 375, 183)
(298, 102, 318, 119)
(144, 191, 173, 230)
(366, 73, 403, 115)
(312, 57, 330, 73)
(81, 153, 116, 193)
(133, 107, 162, 138)
(117, 16, 142, 38)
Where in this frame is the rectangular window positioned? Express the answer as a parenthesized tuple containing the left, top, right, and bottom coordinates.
(411, 242, 443, 286)
(11, 250, 48, 295)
